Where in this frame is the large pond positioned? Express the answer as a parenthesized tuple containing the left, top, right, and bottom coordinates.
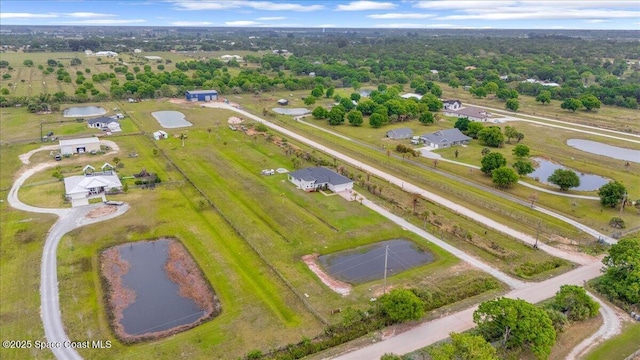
(152, 111, 193, 128)
(528, 157, 609, 191)
(318, 239, 434, 284)
(63, 106, 106, 117)
(567, 139, 640, 163)
(119, 240, 204, 336)
(272, 107, 311, 116)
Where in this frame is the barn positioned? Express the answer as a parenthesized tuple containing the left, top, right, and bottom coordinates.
(59, 137, 101, 155)
(185, 90, 218, 102)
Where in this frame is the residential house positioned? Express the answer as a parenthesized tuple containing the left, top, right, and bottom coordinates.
(59, 137, 101, 155)
(64, 170, 122, 200)
(386, 128, 414, 140)
(94, 51, 118, 57)
(443, 106, 492, 122)
(185, 90, 218, 102)
(443, 100, 462, 111)
(420, 129, 471, 149)
(288, 167, 353, 193)
(153, 130, 168, 140)
(87, 116, 121, 132)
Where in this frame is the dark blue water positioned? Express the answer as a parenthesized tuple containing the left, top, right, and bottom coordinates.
(118, 239, 204, 336)
(318, 239, 434, 284)
(567, 139, 640, 163)
(528, 157, 609, 191)
(63, 106, 106, 117)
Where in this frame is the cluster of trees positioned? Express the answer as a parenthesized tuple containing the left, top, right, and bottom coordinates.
(480, 143, 532, 189)
(593, 237, 639, 310)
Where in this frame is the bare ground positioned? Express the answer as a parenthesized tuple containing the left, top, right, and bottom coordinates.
(302, 254, 352, 296)
(86, 205, 117, 219)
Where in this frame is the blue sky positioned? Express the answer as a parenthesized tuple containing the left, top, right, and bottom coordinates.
(1, 1, 639, 29)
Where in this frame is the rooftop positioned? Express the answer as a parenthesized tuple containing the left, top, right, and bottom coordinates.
(421, 128, 471, 144)
(289, 167, 352, 186)
(185, 89, 218, 95)
(59, 137, 100, 146)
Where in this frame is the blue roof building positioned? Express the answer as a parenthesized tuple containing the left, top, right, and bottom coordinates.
(185, 90, 218, 102)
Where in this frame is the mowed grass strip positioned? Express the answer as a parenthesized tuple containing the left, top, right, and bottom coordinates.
(584, 321, 640, 360)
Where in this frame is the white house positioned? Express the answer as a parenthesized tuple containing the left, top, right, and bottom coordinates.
(288, 167, 353, 193)
(94, 51, 118, 57)
(443, 100, 462, 111)
(133, 48, 142, 53)
(153, 130, 168, 140)
(64, 171, 122, 200)
(420, 129, 471, 149)
(443, 106, 491, 122)
(87, 116, 121, 132)
(59, 137, 101, 155)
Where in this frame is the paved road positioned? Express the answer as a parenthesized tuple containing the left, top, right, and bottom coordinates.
(8, 158, 128, 360)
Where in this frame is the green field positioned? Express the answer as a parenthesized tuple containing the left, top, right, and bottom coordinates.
(585, 322, 640, 360)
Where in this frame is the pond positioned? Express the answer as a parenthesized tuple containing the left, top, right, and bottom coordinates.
(102, 239, 219, 341)
(152, 111, 193, 128)
(63, 106, 106, 117)
(528, 157, 609, 191)
(567, 139, 640, 163)
(318, 239, 434, 284)
(272, 107, 311, 116)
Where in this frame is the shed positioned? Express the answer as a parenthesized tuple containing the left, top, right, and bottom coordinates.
(386, 128, 414, 139)
(185, 90, 218, 102)
(278, 99, 289, 105)
(59, 137, 101, 155)
(153, 130, 168, 140)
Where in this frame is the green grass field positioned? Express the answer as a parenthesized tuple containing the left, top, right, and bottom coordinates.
(584, 321, 640, 360)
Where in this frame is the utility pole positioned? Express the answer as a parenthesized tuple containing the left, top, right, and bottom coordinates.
(383, 245, 389, 294)
(534, 221, 540, 249)
(620, 192, 627, 215)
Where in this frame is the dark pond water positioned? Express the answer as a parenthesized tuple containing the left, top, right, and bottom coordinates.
(63, 106, 106, 117)
(152, 111, 193, 128)
(118, 239, 204, 336)
(567, 139, 640, 163)
(528, 157, 609, 191)
(318, 239, 434, 284)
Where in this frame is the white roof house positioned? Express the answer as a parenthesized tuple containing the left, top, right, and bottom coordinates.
(64, 172, 122, 200)
(288, 167, 353, 193)
(153, 130, 168, 140)
(59, 137, 101, 155)
(94, 51, 118, 57)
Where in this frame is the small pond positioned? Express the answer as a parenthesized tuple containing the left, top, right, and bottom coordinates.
(63, 106, 106, 117)
(272, 107, 311, 116)
(318, 239, 434, 284)
(567, 139, 640, 163)
(152, 111, 193, 128)
(528, 157, 609, 191)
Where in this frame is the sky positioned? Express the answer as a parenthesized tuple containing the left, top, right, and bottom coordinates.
(1, 0, 639, 30)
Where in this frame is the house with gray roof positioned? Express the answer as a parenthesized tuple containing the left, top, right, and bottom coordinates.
(443, 106, 491, 122)
(420, 128, 471, 149)
(87, 116, 121, 132)
(288, 167, 353, 193)
(386, 128, 414, 140)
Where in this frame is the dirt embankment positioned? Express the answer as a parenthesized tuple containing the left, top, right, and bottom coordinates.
(100, 247, 135, 339)
(302, 254, 351, 296)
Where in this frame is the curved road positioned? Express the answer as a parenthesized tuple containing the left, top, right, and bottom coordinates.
(8, 154, 128, 360)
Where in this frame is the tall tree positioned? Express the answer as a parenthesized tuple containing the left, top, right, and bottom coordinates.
(513, 160, 534, 175)
(548, 169, 580, 191)
(492, 166, 519, 188)
(598, 181, 627, 208)
(428, 332, 498, 360)
(512, 144, 530, 158)
(535, 90, 551, 104)
(478, 126, 505, 148)
(466, 122, 484, 138)
(474, 297, 556, 360)
(550, 285, 600, 321)
(369, 113, 384, 128)
(312, 106, 329, 119)
(454, 117, 470, 132)
(481, 152, 507, 175)
(504, 126, 519, 143)
(505, 98, 519, 112)
(561, 98, 583, 112)
(327, 107, 345, 125)
(379, 289, 425, 323)
(419, 112, 434, 125)
(595, 237, 640, 306)
(580, 94, 602, 111)
(347, 110, 363, 126)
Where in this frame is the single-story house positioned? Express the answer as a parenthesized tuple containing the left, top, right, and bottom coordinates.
(443, 106, 492, 122)
(133, 48, 142, 53)
(220, 54, 242, 61)
(443, 100, 462, 111)
(59, 137, 101, 155)
(64, 171, 122, 200)
(94, 51, 118, 57)
(308, 72, 316, 77)
(185, 90, 218, 102)
(87, 116, 121, 132)
(386, 128, 414, 140)
(430, 69, 439, 74)
(420, 129, 471, 149)
(153, 130, 168, 140)
(359, 89, 372, 98)
(288, 167, 353, 193)
(278, 99, 289, 105)
(401, 93, 423, 100)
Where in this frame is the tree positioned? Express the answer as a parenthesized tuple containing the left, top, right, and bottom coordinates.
(504, 126, 519, 143)
(454, 117, 470, 132)
(303, 96, 316, 106)
(535, 90, 552, 104)
(466, 122, 484, 138)
(481, 152, 507, 175)
(112, 157, 121, 166)
(421, 93, 443, 111)
(505, 98, 519, 112)
(47, 59, 58, 66)
(325, 87, 334, 98)
(492, 166, 519, 188)
(512, 144, 530, 158)
(347, 110, 363, 126)
(595, 237, 640, 306)
(70, 58, 82, 66)
(561, 98, 583, 112)
(356, 99, 376, 115)
(470, 86, 487, 98)
(474, 297, 556, 360)
(516, 132, 525, 143)
(328, 107, 345, 126)
(547, 169, 580, 191)
(609, 216, 626, 229)
(481, 147, 491, 156)
(311, 87, 323, 98)
(350, 92, 361, 102)
(379, 289, 425, 323)
(598, 181, 626, 208)
(369, 113, 384, 128)
(513, 160, 534, 175)
(23, 59, 34, 67)
(484, 81, 499, 94)
(312, 106, 329, 119)
(477, 126, 504, 148)
(428, 333, 498, 360)
(580, 94, 602, 111)
(418, 112, 434, 125)
(550, 285, 600, 321)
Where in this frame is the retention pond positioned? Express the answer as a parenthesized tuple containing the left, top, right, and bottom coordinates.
(152, 111, 193, 128)
(318, 239, 434, 284)
(528, 157, 609, 191)
(567, 139, 640, 163)
(272, 108, 311, 116)
(63, 106, 106, 117)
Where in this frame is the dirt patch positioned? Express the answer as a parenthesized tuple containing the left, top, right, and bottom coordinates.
(100, 247, 136, 339)
(86, 205, 117, 219)
(302, 254, 351, 296)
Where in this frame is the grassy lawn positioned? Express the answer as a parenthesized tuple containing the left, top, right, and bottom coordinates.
(584, 321, 640, 360)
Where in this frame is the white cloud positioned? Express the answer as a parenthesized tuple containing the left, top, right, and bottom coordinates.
(373, 23, 458, 28)
(585, 19, 610, 23)
(171, 1, 323, 12)
(336, 1, 397, 11)
(61, 19, 147, 24)
(172, 21, 214, 26)
(413, 1, 514, 10)
(225, 20, 260, 26)
(368, 13, 435, 19)
(0, 12, 57, 19)
(257, 16, 286, 21)
(316, 24, 337, 27)
(414, 1, 639, 10)
(65, 12, 116, 18)
(440, 9, 640, 21)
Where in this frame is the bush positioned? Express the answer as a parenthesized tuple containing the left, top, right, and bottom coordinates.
(513, 259, 569, 278)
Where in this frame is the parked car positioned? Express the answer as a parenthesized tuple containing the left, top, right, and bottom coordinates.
(55, 154, 62, 161)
